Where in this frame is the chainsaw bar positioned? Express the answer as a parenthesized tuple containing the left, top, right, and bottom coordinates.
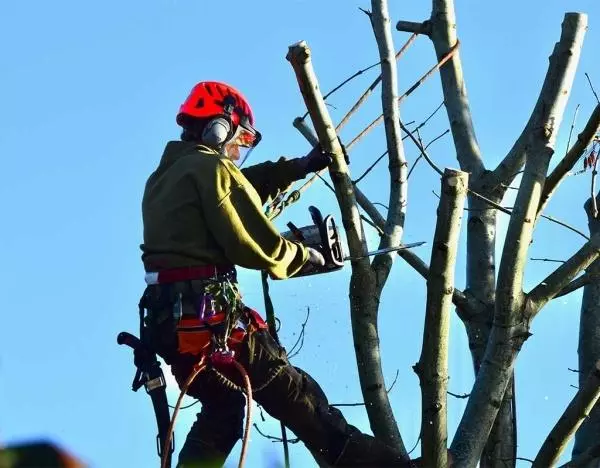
(344, 241, 427, 261)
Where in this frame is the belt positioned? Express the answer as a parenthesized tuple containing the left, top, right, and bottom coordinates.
(145, 265, 236, 285)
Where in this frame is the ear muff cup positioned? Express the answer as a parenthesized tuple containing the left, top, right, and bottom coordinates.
(201, 117, 234, 148)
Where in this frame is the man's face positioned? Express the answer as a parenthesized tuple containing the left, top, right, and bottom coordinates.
(223, 142, 241, 163)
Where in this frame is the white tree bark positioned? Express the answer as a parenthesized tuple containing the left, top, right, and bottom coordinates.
(286, 41, 409, 459)
(450, 14, 588, 466)
(417, 168, 468, 467)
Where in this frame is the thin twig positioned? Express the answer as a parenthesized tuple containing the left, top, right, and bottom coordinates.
(347, 45, 458, 151)
(288, 307, 310, 359)
(373, 202, 389, 210)
(591, 150, 599, 218)
(408, 435, 421, 455)
(585, 72, 600, 105)
(448, 391, 470, 399)
(565, 104, 581, 158)
(400, 121, 444, 176)
(354, 150, 389, 184)
(253, 424, 300, 444)
(539, 213, 590, 241)
(414, 101, 445, 132)
(530, 258, 566, 263)
(568, 368, 581, 373)
(500, 457, 534, 464)
(336, 34, 418, 132)
(315, 172, 336, 192)
(404, 123, 590, 243)
(361, 214, 384, 235)
(300, 61, 383, 120)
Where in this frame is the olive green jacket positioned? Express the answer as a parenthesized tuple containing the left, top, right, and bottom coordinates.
(141, 141, 309, 279)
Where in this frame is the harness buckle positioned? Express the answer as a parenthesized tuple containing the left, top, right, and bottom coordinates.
(145, 374, 166, 393)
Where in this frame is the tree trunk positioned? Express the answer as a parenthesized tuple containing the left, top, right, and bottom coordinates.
(573, 197, 600, 461)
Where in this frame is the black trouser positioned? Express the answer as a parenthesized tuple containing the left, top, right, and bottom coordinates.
(143, 286, 408, 467)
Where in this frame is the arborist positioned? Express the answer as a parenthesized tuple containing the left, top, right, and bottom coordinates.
(137, 81, 408, 467)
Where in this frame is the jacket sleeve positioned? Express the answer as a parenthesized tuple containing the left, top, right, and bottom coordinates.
(199, 159, 309, 279)
(241, 156, 307, 206)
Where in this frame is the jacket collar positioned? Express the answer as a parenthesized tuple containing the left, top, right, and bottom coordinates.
(159, 141, 220, 167)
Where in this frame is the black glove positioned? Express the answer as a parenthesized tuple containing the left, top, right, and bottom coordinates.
(297, 144, 333, 175)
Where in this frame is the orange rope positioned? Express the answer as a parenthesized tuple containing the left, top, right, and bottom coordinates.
(160, 355, 254, 468)
(232, 360, 253, 468)
(161, 358, 206, 468)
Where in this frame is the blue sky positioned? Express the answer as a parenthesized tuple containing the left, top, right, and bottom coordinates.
(1, 0, 600, 466)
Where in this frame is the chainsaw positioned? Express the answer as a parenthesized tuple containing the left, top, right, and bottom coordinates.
(281, 206, 426, 278)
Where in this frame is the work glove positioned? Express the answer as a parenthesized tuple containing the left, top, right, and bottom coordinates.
(296, 144, 333, 175)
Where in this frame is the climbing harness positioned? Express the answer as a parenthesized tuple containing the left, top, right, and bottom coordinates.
(119, 265, 264, 468)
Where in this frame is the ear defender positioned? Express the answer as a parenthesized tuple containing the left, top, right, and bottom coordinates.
(201, 117, 233, 148)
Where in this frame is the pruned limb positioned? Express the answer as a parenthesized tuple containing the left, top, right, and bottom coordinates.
(450, 14, 588, 466)
(539, 104, 600, 215)
(396, 20, 432, 36)
(293, 117, 319, 146)
(286, 40, 407, 458)
(369, 0, 408, 306)
(336, 34, 417, 132)
(527, 234, 600, 315)
(491, 12, 589, 193)
(417, 168, 468, 468)
(532, 361, 600, 467)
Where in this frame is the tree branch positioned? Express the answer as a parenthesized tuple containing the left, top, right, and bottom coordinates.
(558, 441, 600, 467)
(527, 234, 600, 315)
(286, 40, 407, 458)
(490, 12, 589, 192)
(292, 122, 479, 321)
(538, 104, 600, 215)
(396, 20, 432, 36)
(369, 0, 409, 307)
(533, 361, 600, 467)
(450, 13, 588, 466)
(585, 72, 600, 105)
(426, 0, 485, 176)
(336, 34, 417, 132)
(417, 168, 468, 467)
(346, 44, 458, 152)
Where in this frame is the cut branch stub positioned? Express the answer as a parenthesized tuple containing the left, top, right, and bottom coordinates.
(419, 168, 468, 468)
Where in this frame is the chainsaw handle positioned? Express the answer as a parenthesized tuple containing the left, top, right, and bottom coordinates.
(117, 331, 142, 351)
(308, 205, 324, 227)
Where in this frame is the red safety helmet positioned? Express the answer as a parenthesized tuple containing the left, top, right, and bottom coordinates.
(176, 81, 261, 166)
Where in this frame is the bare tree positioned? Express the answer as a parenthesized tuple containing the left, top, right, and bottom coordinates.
(263, 0, 600, 467)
